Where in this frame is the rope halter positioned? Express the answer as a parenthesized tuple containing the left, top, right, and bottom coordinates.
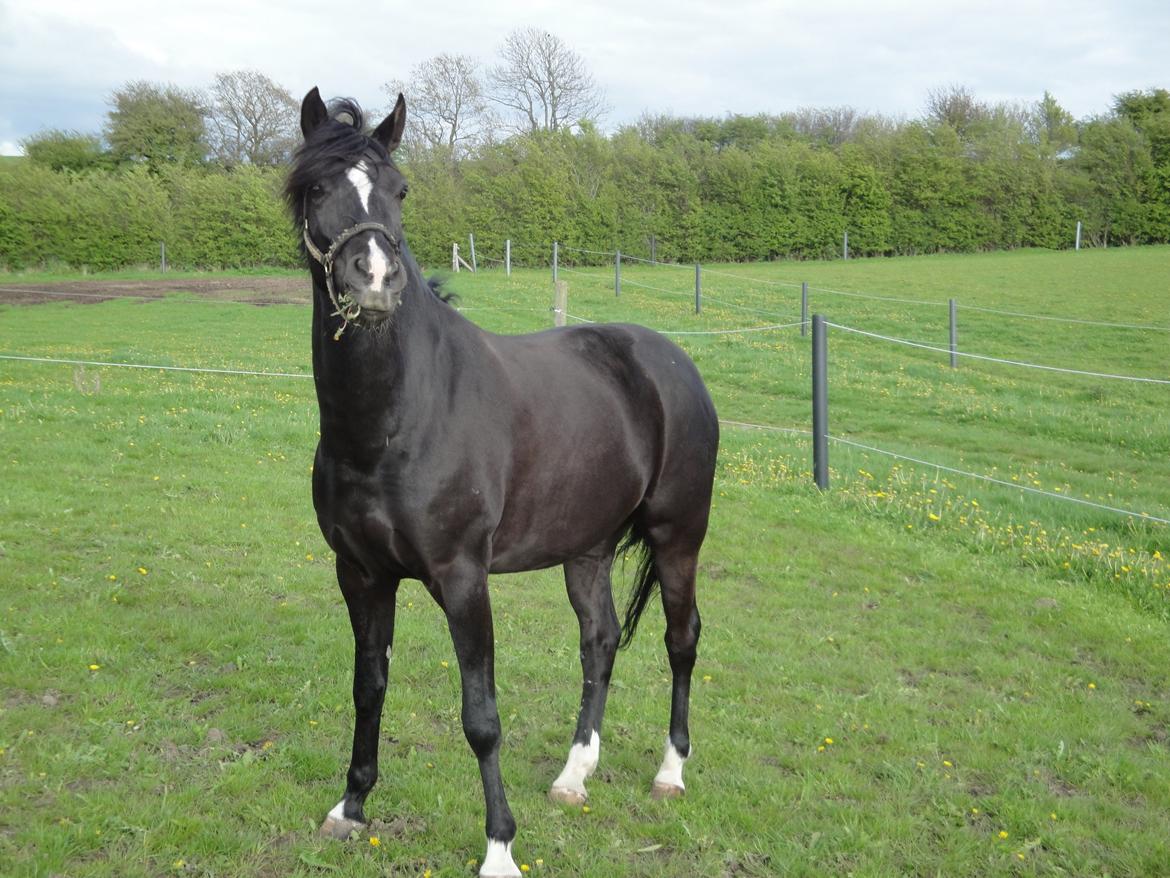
(302, 212, 401, 340)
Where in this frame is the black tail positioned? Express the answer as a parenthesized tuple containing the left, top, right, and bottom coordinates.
(617, 522, 659, 649)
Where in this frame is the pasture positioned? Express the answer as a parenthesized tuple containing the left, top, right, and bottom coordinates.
(1, 246, 1168, 876)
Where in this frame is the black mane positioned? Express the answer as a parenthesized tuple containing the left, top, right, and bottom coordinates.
(284, 98, 392, 232)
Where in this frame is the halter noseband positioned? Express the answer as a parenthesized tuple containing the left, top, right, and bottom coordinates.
(302, 207, 401, 340)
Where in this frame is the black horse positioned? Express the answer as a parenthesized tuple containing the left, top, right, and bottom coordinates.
(286, 88, 718, 877)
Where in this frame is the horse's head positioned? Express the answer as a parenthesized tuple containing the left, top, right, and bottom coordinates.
(287, 88, 411, 331)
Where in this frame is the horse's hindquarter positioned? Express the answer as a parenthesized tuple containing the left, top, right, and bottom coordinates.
(486, 324, 717, 572)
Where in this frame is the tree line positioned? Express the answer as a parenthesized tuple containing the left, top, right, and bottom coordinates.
(1, 29, 1167, 271)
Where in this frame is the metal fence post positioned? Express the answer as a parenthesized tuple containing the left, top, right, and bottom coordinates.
(615, 250, 621, 297)
(949, 298, 958, 368)
(469, 234, 477, 273)
(801, 281, 809, 337)
(695, 263, 702, 314)
(505, 239, 511, 276)
(1075, 221, 1082, 251)
(812, 314, 829, 491)
(553, 241, 558, 285)
(843, 231, 849, 260)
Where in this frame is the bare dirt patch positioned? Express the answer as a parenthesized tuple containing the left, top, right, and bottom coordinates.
(0, 275, 311, 307)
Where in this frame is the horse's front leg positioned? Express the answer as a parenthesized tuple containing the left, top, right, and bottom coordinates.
(437, 561, 520, 878)
(320, 557, 399, 839)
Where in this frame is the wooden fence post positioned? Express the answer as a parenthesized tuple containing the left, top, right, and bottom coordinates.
(553, 280, 568, 327)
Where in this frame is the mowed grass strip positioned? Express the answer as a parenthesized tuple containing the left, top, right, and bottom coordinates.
(0, 246, 1167, 876)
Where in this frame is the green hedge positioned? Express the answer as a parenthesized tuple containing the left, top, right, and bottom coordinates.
(2, 110, 1168, 271)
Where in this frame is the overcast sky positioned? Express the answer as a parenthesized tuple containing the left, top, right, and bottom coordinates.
(1, 0, 1166, 155)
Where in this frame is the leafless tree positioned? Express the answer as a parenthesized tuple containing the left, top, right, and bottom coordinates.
(487, 28, 607, 133)
(207, 70, 298, 167)
(925, 84, 987, 139)
(786, 106, 862, 146)
(384, 53, 495, 158)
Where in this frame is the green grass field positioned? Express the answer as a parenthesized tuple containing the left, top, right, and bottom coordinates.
(1, 247, 1168, 876)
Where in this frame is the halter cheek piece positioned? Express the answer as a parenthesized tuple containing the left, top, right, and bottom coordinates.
(302, 206, 401, 340)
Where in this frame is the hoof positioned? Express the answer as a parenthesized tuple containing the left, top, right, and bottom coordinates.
(650, 781, 685, 800)
(548, 785, 588, 807)
(318, 814, 365, 840)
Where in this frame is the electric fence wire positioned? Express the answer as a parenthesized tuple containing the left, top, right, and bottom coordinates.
(827, 434, 1170, 526)
(552, 244, 1170, 332)
(0, 286, 312, 308)
(0, 353, 311, 380)
(825, 321, 1170, 385)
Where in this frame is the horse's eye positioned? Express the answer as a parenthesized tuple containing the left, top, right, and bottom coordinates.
(399, 184, 409, 201)
(310, 184, 323, 196)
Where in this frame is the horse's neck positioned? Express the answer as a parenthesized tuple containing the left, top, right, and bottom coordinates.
(311, 275, 444, 450)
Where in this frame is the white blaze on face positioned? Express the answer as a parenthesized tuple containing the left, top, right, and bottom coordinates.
(346, 161, 374, 213)
(346, 159, 394, 292)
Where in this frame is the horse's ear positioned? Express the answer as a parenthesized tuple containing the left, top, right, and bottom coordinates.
(373, 94, 407, 153)
(300, 87, 328, 138)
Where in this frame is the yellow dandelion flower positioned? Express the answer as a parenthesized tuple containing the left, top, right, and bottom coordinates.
(582, 805, 591, 814)
(521, 866, 530, 873)
(998, 830, 1009, 839)
(88, 664, 101, 671)
(535, 859, 544, 866)
(824, 737, 834, 745)
(137, 567, 148, 575)
(440, 660, 449, 669)
(369, 836, 380, 847)
(942, 760, 953, 767)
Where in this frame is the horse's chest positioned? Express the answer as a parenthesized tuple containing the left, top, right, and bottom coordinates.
(313, 455, 413, 567)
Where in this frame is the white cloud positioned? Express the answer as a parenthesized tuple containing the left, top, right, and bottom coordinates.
(0, 0, 1165, 143)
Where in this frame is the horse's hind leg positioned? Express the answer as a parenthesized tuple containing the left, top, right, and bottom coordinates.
(549, 542, 620, 806)
(648, 538, 702, 799)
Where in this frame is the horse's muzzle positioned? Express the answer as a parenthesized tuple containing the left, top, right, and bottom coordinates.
(341, 239, 408, 317)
